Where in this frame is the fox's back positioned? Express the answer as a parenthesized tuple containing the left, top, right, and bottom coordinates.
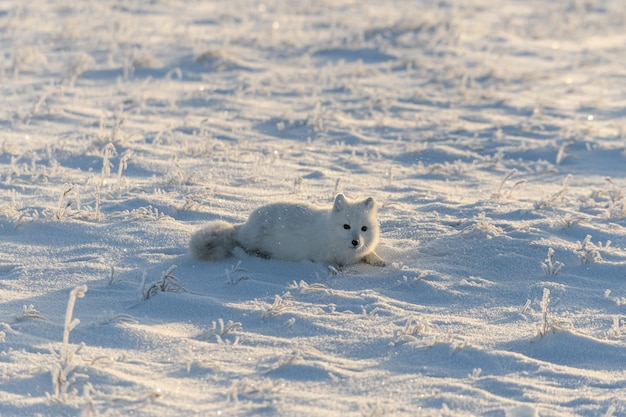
(235, 202, 328, 261)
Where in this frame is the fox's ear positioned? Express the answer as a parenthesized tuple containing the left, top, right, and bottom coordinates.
(363, 197, 375, 209)
(333, 194, 347, 212)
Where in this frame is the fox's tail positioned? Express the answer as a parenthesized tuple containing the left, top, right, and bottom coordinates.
(189, 220, 239, 261)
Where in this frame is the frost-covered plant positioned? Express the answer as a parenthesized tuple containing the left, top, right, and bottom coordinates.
(607, 200, 626, 220)
(226, 378, 280, 403)
(536, 288, 573, 337)
(604, 289, 626, 307)
(607, 316, 622, 339)
(116, 151, 132, 189)
(167, 155, 198, 185)
(110, 111, 126, 144)
(492, 169, 525, 200)
(551, 214, 584, 229)
(520, 299, 532, 319)
(133, 206, 167, 221)
(12, 45, 48, 78)
(50, 359, 88, 404)
(93, 183, 102, 222)
(101, 143, 117, 181)
(53, 184, 75, 221)
(462, 212, 503, 237)
(108, 205, 169, 222)
(538, 288, 553, 337)
(106, 265, 117, 285)
(469, 368, 483, 380)
(201, 318, 242, 344)
(428, 159, 468, 176)
(289, 280, 330, 294)
(81, 383, 96, 417)
(605, 177, 626, 219)
(262, 293, 290, 319)
(574, 234, 602, 265)
(66, 53, 95, 87)
(308, 101, 326, 133)
(13, 208, 40, 227)
(13, 304, 46, 321)
(395, 272, 427, 287)
(141, 265, 186, 300)
(259, 350, 301, 375)
(391, 317, 428, 346)
(29, 88, 55, 120)
(535, 174, 571, 209)
(95, 311, 137, 326)
(175, 198, 200, 213)
(50, 285, 88, 402)
(93, 113, 124, 146)
(555, 141, 571, 165)
(0, 191, 40, 227)
(541, 248, 564, 275)
(293, 177, 303, 193)
(62, 285, 88, 366)
(225, 261, 249, 285)
(168, 155, 185, 185)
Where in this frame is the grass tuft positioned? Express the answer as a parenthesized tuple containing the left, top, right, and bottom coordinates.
(575, 234, 602, 264)
(48, 285, 88, 403)
(492, 169, 525, 200)
(13, 304, 47, 321)
(101, 143, 117, 184)
(262, 293, 290, 319)
(536, 288, 572, 337)
(141, 266, 186, 300)
(535, 175, 571, 209)
(62, 285, 88, 366)
(538, 288, 552, 337)
(53, 184, 75, 221)
(225, 261, 249, 285)
(201, 318, 242, 345)
(391, 317, 428, 346)
(541, 248, 564, 275)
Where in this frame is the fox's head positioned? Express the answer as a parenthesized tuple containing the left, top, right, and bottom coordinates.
(331, 194, 380, 253)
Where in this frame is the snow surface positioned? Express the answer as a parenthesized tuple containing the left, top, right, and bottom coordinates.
(1, 0, 626, 415)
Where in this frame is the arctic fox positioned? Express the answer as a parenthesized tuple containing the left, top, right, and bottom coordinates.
(189, 194, 385, 267)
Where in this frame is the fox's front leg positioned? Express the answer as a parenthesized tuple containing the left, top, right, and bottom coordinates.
(362, 251, 385, 267)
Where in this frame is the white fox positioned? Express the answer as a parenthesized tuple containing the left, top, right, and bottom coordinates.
(189, 194, 385, 267)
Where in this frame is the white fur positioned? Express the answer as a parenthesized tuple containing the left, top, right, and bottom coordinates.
(189, 220, 238, 261)
(189, 194, 385, 267)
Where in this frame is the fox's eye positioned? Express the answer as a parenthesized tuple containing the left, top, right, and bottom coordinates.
(343, 224, 350, 230)
(361, 226, 368, 232)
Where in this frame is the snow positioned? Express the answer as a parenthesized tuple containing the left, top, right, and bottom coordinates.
(1, 0, 626, 415)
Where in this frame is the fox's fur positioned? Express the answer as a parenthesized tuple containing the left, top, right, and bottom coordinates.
(189, 194, 385, 267)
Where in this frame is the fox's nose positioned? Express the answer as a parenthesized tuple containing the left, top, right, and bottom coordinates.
(351, 239, 359, 247)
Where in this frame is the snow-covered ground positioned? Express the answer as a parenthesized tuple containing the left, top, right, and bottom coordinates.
(2, 0, 626, 415)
